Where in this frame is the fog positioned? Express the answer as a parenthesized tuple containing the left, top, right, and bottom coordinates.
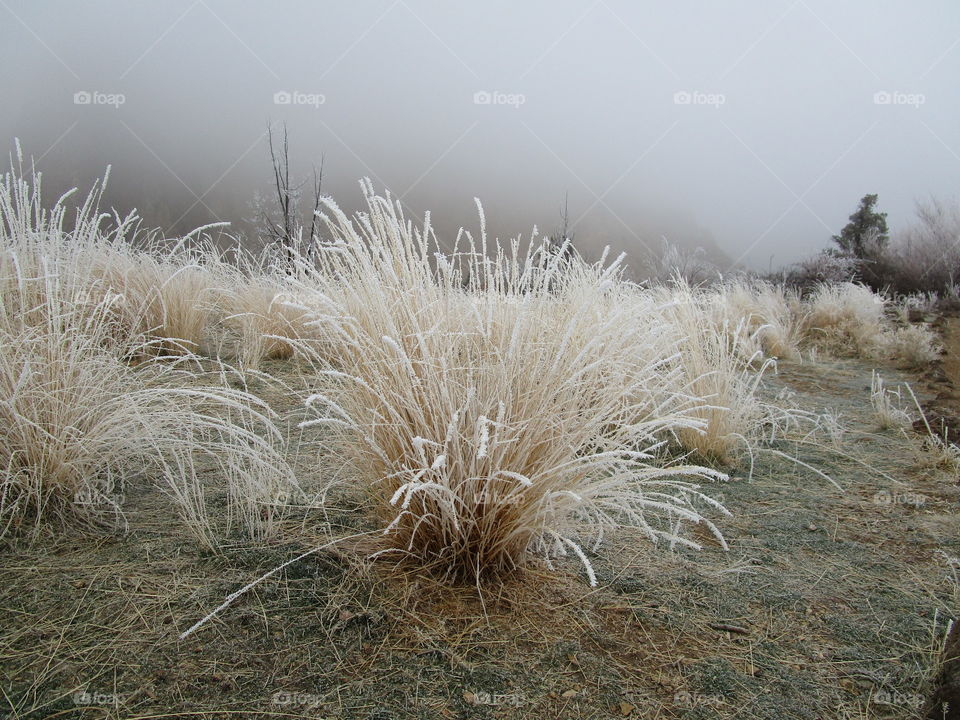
(2, 0, 958, 273)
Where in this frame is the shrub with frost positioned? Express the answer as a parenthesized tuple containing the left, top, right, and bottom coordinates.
(877, 323, 941, 369)
(803, 282, 940, 366)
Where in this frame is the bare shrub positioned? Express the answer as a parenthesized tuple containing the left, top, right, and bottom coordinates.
(884, 198, 960, 294)
(642, 237, 719, 286)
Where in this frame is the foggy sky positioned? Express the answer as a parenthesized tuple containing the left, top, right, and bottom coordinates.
(2, 1, 959, 273)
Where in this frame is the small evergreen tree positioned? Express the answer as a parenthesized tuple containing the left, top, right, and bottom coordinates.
(831, 194, 890, 289)
(832, 194, 889, 259)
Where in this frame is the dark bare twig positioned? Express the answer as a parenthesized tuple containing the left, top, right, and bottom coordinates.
(707, 622, 750, 635)
(262, 123, 325, 268)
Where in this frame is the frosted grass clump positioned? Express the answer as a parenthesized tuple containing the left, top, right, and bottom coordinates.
(804, 282, 888, 358)
(216, 246, 319, 368)
(876, 323, 941, 369)
(0, 153, 298, 546)
(653, 279, 775, 466)
(0, 287, 298, 546)
(293, 181, 730, 585)
(870, 371, 913, 430)
(0, 148, 227, 355)
(711, 279, 805, 361)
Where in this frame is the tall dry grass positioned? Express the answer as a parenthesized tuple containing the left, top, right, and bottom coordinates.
(0, 153, 297, 546)
(655, 280, 774, 465)
(291, 183, 729, 584)
(0, 284, 297, 546)
(804, 282, 887, 357)
(0, 147, 225, 355)
(3, 139, 941, 586)
(216, 247, 318, 368)
(712, 280, 805, 361)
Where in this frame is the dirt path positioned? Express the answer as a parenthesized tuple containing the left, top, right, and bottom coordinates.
(939, 317, 960, 383)
(921, 315, 960, 720)
(908, 314, 960, 443)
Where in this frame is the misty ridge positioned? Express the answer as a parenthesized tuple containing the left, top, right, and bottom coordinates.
(3, 1, 958, 282)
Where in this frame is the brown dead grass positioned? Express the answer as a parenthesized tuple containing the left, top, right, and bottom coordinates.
(1, 347, 958, 720)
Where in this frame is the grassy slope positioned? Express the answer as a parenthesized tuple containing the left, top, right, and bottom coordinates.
(0, 352, 957, 720)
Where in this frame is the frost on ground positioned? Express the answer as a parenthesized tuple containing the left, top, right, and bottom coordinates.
(0, 162, 957, 719)
(0, 351, 957, 720)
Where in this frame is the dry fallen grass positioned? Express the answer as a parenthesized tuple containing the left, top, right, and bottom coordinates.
(1, 350, 958, 720)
